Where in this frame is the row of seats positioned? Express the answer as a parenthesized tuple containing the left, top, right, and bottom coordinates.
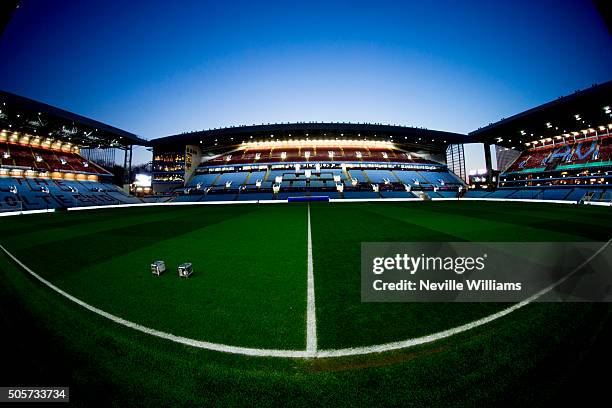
(0, 177, 141, 211)
(187, 168, 463, 191)
(204, 147, 436, 166)
(506, 135, 612, 173)
(463, 187, 610, 202)
(0, 142, 108, 174)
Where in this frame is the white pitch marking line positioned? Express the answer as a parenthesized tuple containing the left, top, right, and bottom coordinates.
(1, 238, 609, 359)
(306, 203, 318, 355)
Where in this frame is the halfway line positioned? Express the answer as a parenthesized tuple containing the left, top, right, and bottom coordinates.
(306, 203, 317, 355)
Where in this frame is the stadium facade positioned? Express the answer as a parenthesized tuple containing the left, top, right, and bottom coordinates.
(0, 80, 610, 210)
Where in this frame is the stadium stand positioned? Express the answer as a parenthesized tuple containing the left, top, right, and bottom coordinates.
(0, 140, 142, 210)
(168, 140, 468, 202)
(504, 135, 611, 175)
(483, 130, 610, 203)
(0, 176, 140, 210)
(0, 91, 149, 211)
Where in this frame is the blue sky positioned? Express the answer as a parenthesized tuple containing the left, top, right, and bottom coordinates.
(0, 0, 610, 167)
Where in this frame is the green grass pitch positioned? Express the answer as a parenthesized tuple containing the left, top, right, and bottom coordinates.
(0, 200, 611, 406)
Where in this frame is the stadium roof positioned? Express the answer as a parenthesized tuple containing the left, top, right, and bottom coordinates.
(469, 80, 612, 149)
(152, 122, 468, 153)
(0, 90, 147, 148)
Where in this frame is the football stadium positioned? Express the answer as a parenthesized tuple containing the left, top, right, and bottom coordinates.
(1, 1, 611, 407)
(1, 81, 611, 406)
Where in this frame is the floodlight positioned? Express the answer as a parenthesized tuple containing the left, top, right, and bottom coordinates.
(134, 174, 152, 187)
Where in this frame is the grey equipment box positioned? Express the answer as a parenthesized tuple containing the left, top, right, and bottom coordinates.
(178, 262, 193, 278)
(151, 260, 166, 276)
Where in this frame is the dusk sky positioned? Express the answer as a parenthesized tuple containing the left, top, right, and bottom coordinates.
(0, 0, 610, 167)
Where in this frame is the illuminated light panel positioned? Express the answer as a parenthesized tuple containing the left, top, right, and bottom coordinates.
(240, 139, 395, 150)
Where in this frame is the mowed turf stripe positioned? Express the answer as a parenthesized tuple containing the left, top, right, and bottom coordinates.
(414, 201, 611, 241)
(363, 201, 588, 242)
(0, 205, 259, 251)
